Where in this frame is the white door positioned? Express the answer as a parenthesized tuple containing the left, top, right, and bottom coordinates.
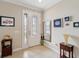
(27, 15, 40, 47)
(22, 10, 29, 49)
(22, 11, 41, 48)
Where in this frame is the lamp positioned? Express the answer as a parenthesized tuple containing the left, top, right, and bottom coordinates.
(64, 34, 70, 45)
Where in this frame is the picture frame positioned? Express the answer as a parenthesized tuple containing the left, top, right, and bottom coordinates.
(64, 16, 70, 21)
(54, 19, 62, 27)
(73, 22, 79, 27)
(0, 16, 15, 27)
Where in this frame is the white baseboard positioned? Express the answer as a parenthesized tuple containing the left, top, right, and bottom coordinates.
(13, 48, 23, 52)
(0, 47, 24, 57)
(44, 41, 60, 54)
(0, 44, 40, 57)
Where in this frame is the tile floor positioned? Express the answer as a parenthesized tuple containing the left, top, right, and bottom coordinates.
(6, 45, 59, 58)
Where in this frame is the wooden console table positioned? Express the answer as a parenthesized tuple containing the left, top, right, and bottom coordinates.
(60, 42, 74, 58)
(1, 39, 12, 57)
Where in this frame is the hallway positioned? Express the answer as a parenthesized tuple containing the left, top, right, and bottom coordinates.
(6, 45, 58, 58)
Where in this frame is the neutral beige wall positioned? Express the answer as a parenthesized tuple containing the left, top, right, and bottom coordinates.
(0, 1, 42, 54)
(44, 0, 79, 57)
(0, 1, 23, 52)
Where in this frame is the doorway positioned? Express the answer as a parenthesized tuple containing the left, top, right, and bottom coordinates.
(22, 10, 41, 49)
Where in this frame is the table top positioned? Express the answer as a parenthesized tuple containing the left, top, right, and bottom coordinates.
(60, 42, 73, 47)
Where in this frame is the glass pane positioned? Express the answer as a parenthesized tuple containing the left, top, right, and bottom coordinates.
(44, 19, 51, 42)
(44, 20, 50, 34)
(32, 16, 38, 35)
(24, 14, 27, 43)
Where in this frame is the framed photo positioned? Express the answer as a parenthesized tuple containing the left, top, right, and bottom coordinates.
(73, 22, 79, 27)
(64, 16, 70, 21)
(0, 16, 15, 27)
(54, 19, 62, 27)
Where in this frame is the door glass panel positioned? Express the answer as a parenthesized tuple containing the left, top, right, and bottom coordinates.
(44, 19, 51, 42)
(32, 16, 38, 35)
(24, 14, 27, 43)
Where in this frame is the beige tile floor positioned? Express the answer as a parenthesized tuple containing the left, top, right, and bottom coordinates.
(6, 45, 59, 58)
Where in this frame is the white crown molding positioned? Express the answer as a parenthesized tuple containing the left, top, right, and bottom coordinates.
(2, 0, 63, 12)
(2, 0, 43, 12)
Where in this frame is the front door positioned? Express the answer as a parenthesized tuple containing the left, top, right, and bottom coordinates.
(27, 15, 40, 47)
(22, 11, 41, 48)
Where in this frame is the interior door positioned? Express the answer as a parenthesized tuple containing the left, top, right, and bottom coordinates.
(22, 11, 28, 49)
(27, 15, 40, 47)
(22, 10, 41, 48)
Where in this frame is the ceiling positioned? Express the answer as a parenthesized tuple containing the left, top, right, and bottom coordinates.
(2, 0, 62, 11)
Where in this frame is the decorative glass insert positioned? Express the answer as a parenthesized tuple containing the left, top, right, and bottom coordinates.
(32, 16, 38, 35)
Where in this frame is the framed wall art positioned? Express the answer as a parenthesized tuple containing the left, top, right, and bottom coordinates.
(54, 19, 62, 27)
(0, 16, 15, 27)
(73, 22, 79, 27)
(64, 16, 70, 21)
